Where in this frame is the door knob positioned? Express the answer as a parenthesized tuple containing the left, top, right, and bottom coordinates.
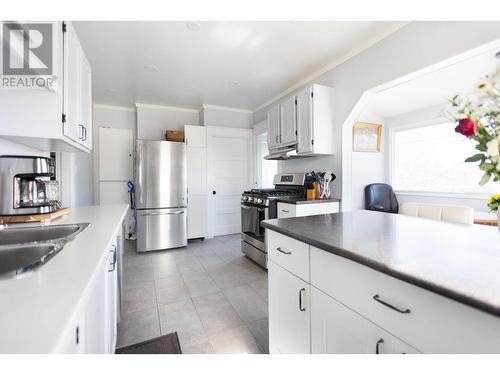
(212, 191, 216, 195)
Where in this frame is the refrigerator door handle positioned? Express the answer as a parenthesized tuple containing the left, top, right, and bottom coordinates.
(140, 210, 185, 216)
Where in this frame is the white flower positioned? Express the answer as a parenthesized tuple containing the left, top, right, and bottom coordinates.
(486, 139, 499, 157)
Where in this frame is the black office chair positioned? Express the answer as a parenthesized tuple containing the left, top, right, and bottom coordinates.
(364, 183, 399, 213)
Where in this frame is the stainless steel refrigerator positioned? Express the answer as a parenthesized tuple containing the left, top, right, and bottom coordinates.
(135, 140, 187, 252)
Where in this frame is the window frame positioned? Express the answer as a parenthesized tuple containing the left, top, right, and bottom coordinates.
(388, 118, 493, 200)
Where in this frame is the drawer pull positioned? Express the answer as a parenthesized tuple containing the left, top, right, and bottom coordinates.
(373, 294, 411, 314)
(276, 247, 291, 255)
(375, 338, 384, 354)
(299, 288, 306, 311)
(281, 209, 290, 213)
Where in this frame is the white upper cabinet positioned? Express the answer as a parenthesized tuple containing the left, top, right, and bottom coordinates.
(266, 84, 334, 156)
(296, 84, 334, 156)
(267, 104, 281, 150)
(79, 52, 93, 150)
(279, 96, 297, 146)
(0, 21, 92, 152)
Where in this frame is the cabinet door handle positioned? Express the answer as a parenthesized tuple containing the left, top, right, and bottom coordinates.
(83, 126, 87, 141)
(109, 245, 117, 272)
(275, 135, 279, 144)
(75, 326, 80, 345)
(376, 338, 384, 354)
(276, 247, 291, 255)
(78, 124, 84, 140)
(373, 294, 411, 314)
(299, 288, 306, 311)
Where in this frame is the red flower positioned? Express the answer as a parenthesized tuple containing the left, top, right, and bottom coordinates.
(455, 118, 477, 137)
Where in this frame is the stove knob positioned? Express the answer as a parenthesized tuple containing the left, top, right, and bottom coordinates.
(249, 197, 255, 203)
(257, 198, 263, 204)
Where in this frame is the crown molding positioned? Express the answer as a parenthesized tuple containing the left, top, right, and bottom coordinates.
(252, 21, 411, 113)
(93, 103, 136, 112)
(201, 104, 253, 114)
(135, 102, 200, 113)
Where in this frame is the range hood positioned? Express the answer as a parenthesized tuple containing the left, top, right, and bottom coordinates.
(265, 145, 316, 160)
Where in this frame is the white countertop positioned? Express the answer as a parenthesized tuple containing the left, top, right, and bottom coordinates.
(0, 204, 129, 353)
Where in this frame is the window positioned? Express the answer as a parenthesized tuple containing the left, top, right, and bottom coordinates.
(392, 121, 497, 196)
(255, 133, 277, 188)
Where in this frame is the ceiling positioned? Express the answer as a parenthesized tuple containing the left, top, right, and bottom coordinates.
(367, 41, 500, 118)
(73, 21, 404, 110)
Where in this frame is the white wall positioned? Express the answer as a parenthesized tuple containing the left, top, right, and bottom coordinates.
(350, 111, 386, 209)
(201, 106, 253, 128)
(136, 104, 199, 140)
(252, 21, 500, 210)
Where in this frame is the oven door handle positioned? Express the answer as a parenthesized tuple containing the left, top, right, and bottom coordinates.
(241, 204, 264, 212)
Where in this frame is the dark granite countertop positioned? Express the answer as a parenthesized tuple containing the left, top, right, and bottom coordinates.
(262, 210, 500, 317)
(276, 197, 341, 205)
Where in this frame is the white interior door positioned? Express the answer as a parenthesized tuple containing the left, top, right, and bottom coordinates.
(207, 127, 253, 237)
(98, 127, 133, 205)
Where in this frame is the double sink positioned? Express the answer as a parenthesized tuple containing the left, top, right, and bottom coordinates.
(0, 223, 90, 277)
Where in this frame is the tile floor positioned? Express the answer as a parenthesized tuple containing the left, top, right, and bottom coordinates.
(117, 234, 269, 354)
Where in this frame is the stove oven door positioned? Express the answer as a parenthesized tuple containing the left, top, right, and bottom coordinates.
(241, 203, 266, 237)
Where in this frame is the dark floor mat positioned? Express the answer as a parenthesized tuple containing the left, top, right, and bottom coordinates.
(115, 332, 182, 354)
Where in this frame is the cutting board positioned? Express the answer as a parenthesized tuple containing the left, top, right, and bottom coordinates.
(0, 208, 71, 224)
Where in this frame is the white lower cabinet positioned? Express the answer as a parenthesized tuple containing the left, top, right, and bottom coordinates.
(311, 286, 419, 354)
(277, 202, 339, 219)
(267, 229, 500, 354)
(54, 238, 120, 354)
(268, 261, 310, 354)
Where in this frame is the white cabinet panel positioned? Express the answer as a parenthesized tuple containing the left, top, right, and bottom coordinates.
(267, 229, 310, 282)
(185, 125, 206, 147)
(84, 257, 108, 354)
(187, 147, 207, 194)
(296, 88, 313, 154)
(269, 261, 310, 354)
(267, 105, 281, 150)
(63, 22, 81, 143)
(311, 286, 419, 354)
(277, 202, 339, 218)
(98, 128, 133, 181)
(277, 202, 296, 218)
(279, 96, 297, 146)
(310, 246, 500, 353)
(106, 242, 118, 353)
(79, 53, 92, 150)
(188, 195, 207, 239)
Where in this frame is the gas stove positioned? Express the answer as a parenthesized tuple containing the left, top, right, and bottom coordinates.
(241, 173, 306, 207)
(241, 188, 304, 207)
(240, 173, 306, 269)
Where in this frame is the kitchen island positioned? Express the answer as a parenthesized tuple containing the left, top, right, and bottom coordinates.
(262, 210, 500, 354)
(0, 204, 129, 354)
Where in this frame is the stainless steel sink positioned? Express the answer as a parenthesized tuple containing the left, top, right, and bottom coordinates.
(0, 223, 90, 277)
(0, 223, 88, 245)
(0, 243, 58, 275)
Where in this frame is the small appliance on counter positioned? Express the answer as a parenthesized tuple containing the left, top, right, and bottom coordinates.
(240, 173, 306, 269)
(0, 155, 61, 216)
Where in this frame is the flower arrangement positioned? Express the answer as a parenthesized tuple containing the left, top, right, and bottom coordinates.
(444, 70, 500, 186)
(487, 193, 500, 212)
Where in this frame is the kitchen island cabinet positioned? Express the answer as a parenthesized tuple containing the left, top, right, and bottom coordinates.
(263, 210, 500, 353)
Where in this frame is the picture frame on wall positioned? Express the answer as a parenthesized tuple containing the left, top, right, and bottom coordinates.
(352, 122, 382, 152)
